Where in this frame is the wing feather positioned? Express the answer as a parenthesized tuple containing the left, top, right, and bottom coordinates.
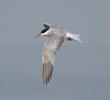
(42, 35, 64, 84)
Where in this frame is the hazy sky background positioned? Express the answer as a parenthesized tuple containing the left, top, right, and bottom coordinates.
(0, 0, 110, 100)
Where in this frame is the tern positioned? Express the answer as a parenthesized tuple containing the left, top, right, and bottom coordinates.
(36, 23, 83, 84)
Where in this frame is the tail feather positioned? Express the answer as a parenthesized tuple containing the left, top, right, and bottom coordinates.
(66, 32, 83, 43)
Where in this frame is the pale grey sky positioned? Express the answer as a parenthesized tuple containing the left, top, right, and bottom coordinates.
(0, 0, 110, 100)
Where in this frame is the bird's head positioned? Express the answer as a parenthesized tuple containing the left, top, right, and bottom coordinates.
(35, 28, 50, 38)
(35, 23, 51, 38)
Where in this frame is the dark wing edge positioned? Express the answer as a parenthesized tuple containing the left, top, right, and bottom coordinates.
(42, 48, 54, 84)
(42, 35, 64, 85)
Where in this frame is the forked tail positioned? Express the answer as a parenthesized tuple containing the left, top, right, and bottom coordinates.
(66, 32, 83, 43)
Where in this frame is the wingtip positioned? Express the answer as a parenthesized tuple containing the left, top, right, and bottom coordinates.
(42, 59, 53, 85)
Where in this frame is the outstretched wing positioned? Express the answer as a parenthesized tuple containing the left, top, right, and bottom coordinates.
(42, 35, 64, 84)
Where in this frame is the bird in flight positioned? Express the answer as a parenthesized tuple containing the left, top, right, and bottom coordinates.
(35, 23, 83, 84)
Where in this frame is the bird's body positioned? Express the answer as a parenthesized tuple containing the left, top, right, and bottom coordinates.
(36, 23, 83, 84)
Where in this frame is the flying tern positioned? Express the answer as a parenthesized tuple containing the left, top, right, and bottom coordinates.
(35, 23, 83, 84)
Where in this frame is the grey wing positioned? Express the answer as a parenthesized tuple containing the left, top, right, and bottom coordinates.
(42, 35, 64, 84)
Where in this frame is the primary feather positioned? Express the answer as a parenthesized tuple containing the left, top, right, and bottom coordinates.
(42, 34, 64, 84)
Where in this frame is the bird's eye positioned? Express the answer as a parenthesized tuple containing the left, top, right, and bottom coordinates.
(41, 28, 49, 33)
